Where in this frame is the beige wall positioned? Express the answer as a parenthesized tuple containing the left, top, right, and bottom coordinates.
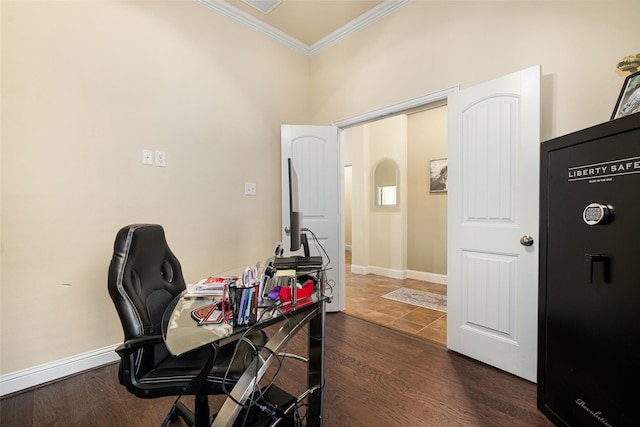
(345, 108, 447, 276)
(341, 138, 353, 248)
(368, 115, 406, 271)
(407, 107, 448, 275)
(343, 166, 352, 248)
(1, 1, 309, 374)
(2, 0, 639, 378)
(343, 125, 371, 268)
(346, 117, 406, 271)
(311, 1, 640, 140)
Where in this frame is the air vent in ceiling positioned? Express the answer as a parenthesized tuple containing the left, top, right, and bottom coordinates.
(241, 0, 281, 15)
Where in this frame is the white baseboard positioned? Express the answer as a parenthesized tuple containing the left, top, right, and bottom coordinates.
(367, 265, 406, 280)
(350, 264, 447, 285)
(406, 269, 447, 285)
(1, 265, 446, 397)
(350, 264, 369, 275)
(0, 344, 120, 396)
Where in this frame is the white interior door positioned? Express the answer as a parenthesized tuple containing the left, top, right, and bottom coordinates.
(447, 65, 540, 382)
(281, 125, 342, 312)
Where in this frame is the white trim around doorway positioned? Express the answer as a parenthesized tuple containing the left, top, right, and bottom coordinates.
(335, 85, 457, 302)
(332, 86, 458, 129)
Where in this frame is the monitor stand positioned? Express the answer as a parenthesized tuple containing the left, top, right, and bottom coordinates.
(273, 233, 323, 270)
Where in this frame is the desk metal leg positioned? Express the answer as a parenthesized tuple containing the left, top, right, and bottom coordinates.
(306, 300, 325, 426)
(211, 304, 323, 427)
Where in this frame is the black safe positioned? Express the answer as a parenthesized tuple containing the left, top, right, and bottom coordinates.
(538, 114, 640, 426)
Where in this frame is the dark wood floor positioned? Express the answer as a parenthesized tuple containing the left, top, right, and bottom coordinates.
(1, 312, 552, 426)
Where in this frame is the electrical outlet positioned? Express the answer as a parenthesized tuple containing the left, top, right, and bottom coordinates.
(244, 182, 257, 196)
(142, 150, 153, 165)
(155, 151, 166, 167)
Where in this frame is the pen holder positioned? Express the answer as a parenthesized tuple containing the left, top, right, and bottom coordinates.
(229, 283, 259, 327)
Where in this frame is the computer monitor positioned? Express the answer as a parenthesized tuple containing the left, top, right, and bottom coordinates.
(287, 158, 310, 257)
(276, 158, 322, 270)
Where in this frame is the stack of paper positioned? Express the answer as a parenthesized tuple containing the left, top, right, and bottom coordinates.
(185, 276, 239, 298)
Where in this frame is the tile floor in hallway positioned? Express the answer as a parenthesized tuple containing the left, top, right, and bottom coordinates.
(343, 251, 447, 345)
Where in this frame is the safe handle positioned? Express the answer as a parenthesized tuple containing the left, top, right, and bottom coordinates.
(584, 254, 610, 284)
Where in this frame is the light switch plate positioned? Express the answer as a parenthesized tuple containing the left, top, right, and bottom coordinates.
(244, 182, 257, 196)
(142, 150, 153, 165)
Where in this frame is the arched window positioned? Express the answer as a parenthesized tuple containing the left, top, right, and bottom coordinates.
(373, 158, 399, 207)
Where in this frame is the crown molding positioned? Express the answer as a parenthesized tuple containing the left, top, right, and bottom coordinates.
(194, 0, 310, 56)
(308, 0, 410, 56)
(194, 0, 410, 57)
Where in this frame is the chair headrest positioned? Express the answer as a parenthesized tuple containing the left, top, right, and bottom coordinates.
(108, 224, 186, 340)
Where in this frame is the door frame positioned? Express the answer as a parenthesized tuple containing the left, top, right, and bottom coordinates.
(331, 86, 459, 311)
(333, 86, 458, 129)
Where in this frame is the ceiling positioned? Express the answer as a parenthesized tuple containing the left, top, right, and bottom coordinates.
(196, 0, 409, 56)
(225, 0, 383, 46)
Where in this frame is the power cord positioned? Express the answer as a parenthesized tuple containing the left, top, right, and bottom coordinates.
(217, 257, 327, 426)
(219, 305, 295, 426)
(302, 227, 331, 268)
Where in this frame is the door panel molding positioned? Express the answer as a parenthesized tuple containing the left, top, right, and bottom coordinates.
(462, 250, 516, 337)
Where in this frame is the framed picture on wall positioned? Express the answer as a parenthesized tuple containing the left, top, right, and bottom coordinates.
(611, 70, 640, 120)
(429, 158, 448, 193)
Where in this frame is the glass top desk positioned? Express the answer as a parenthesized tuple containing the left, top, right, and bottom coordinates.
(162, 265, 328, 427)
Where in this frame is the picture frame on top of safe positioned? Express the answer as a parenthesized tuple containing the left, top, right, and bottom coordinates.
(611, 70, 640, 120)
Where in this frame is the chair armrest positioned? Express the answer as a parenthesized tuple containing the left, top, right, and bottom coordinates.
(115, 335, 164, 354)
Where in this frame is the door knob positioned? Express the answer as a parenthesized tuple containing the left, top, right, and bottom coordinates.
(520, 235, 534, 246)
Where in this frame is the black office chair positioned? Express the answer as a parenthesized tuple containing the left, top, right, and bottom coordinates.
(108, 224, 268, 426)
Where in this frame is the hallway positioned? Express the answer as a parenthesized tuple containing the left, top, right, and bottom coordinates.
(343, 251, 447, 345)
